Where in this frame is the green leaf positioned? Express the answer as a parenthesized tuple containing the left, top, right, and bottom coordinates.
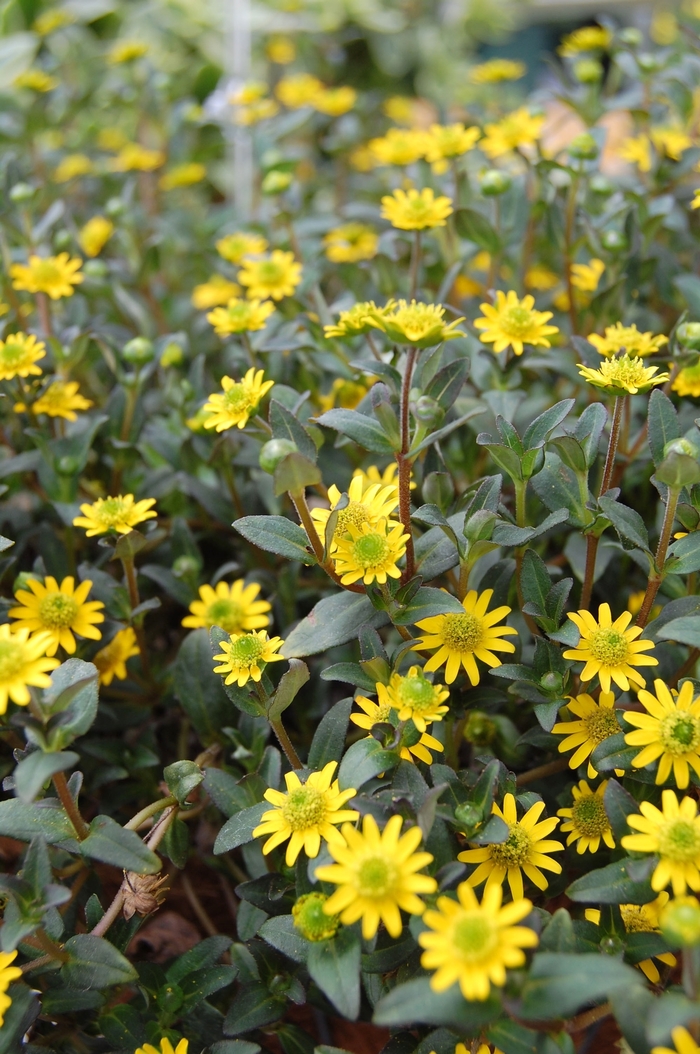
(610, 983, 655, 1054)
(667, 532, 700, 574)
(164, 760, 204, 804)
(181, 964, 238, 1006)
(0, 798, 78, 850)
(522, 399, 575, 450)
(531, 453, 591, 528)
(648, 992, 700, 1045)
(14, 751, 79, 804)
(410, 408, 485, 457)
(259, 915, 309, 963)
(307, 698, 353, 771)
(273, 452, 322, 496)
(167, 935, 232, 983)
(415, 514, 465, 579)
(454, 208, 501, 253)
(486, 1020, 538, 1054)
(393, 586, 465, 625)
(307, 928, 361, 1020)
(549, 436, 587, 473)
(174, 629, 232, 742)
(270, 399, 317, 462)
(604, 779, 639, 840)
(42, 659, 99, 749)
(234, 515, 316, 564)
(283, 591, 389, 658)
(0, 984, 39, 1054)
(337, 737, 400, 792)
(81, 815, 161, 874)
(203, 769, 250, 817)
(373, 976, 501, 1029)
(424, 359, 469, 412)
(598, 497, 651, 553)
(62, 934, 138, 989)
(648, 389, 680, 468)
(575, 402, 608, 468)
(519, 953, 640, 1020)
(566, 858, 655, 904)
(98, 1005, 147, 1049)
(267, 659, 309, 720)
(520, 549, 552, 614)
(214, 801, 268, 855)
(320, 663, 377, 693)
(657, 615, 700, 647)
(492, 509, 569, 547)
(315, 408, 396, 454)
(223, 983, 285, 1036)
(476, 441, 523, 482)
(674, 273, 700, 315)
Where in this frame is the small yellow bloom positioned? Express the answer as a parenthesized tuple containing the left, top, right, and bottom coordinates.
(587, 321, 668, 357)
(382, 96, 416, 124)
(653, 1026, 700, 1054)
(79, 216, 114, 258)
(94, 627, 139, 685)
(323, 223, 378, 263)
(618, 134, 653, 173)
(275, 73, 323, 108)
(191, 275, 241, 310)
(624, 679, 700, 789)
(73, 494, 157, 537)
(159, 163, 206, 190)
(229, 82, 268, 106)
(351, 692, 444, 765)
(310, 474, 399, 550)
(332, 518, 409, 586)
(564, 603, 657, 692)
(0, 333, 46, 380)
(182, 579, 271, 634)
(525, 265, 559, 291)
(352, 462, 411, 500)
(558, 25, 612, 56)
(381, 187, 453, 231)
(571, 258, 605, 292)
(33, 10, 74, 34)
(109, 144, 165, 172)
(53, 154, 94, 182)
(651, 127, 694, 161)
(552, 691, 621, 778)
(469, 59, 526, 83)
(0, 624, 59, 714)
(108, 40, 148, 64)
(32, 381, 93, 421)
(480, 108, 544, 159)
(475, 290, 559, 356)
(15, 68, 58, 91)
(313, 86, 356, 116)
(623, 789, 700, 895)
(577, 354, 670, 395)
(323, 300, 391, 340)
(266, 36, 296, 64)
(0, 950, 22, 1028)
(379, 665, 449, 732)
(202, 368, 274, 432)
(216, 232, 268, 264)
(318, 378, 370, 413)
(651, 9, 679, 45)
(424, 123, 480, 173)
(136, 1040, 188, 1054)
(586, 893, 675, 984)
(11, 253, 84, 300)
(369, 128, 430, 167)
(414, 588, 518, 685)
(213, 629, 285, 687)
(317, 813, 437, 939)
(234, 98, 280, 126)
(253, 761, 359, 865)
(97, 128, 129, 152)
(206, 298, 275, 336)
(378, 299, 465, 347)
(349, 145, 376, 172)
(558, 780, 615, 854)
(237, 250, 302, 301)
(673, 361, 700, 397)
(9, 575, 104, 656)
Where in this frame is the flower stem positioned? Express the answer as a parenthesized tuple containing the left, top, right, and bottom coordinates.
(53, 771, 90, 841)
(120, 553, 151, 678)
(409, 230, 422, 300)
(36, 292, 53, 338)
(635, 485, 680, 628)
(580, 395, 625, 609)
(397, 346, 418, 582)
(564, 175, 580, 336)
(125, 795, 178, 831)
(290, 489, 363, 593)
(270, 719, 303, 769)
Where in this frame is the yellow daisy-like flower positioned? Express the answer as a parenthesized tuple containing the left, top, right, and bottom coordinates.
(32, 381, 92, 421)
(525, 265, 560, 291)
(107, 40, 148, 63)
(653, 1027, 700, 1054)
(480, 108, 545, 159)
(94, 627, 139, 685)
(191, 275, 241, 310)
(323, 300, 391, 340)
(587, 322, 668, 357)
(0, 624, 58, 714)
(73, 494, 157, 537)
(558, 25, 612, 56)
(577, 354, 670, 395)
(275, 73, 323, 108)
(414, 588, 518, 686)
(564, 603, 657, 693)
(317, 378, 371, 413)
(212, 629, 285, 687)
(253, 761, 359, 866)
(34, 10, 74, 34)
(15, 68, 58, 91)
(159, 163, 206, 190)
(109, 144, 165, 172)
(238, 250, 302, 301)
(618, 134, 653, 173)
(571, 258, 605, 292)
(323, 223, 378, 263)
(78, 216, 114, 258)
(216, 232, 268, 263)
(369, 128, 430, 167)
(201, 368, 274, 432)
(622, 790, 700, 895)
(97, 128, 128, 152)
(266, 36, 296, 64)
(0, 333, 45, 380)
(136, 1040, 188, 1054)
(317, 813, 437, 938)
(552, 691, 621, 778)
(382, 96, 417, 124)
(381, 188, 453, 231)
(352, 462, 413, 502)
(379, 665, 449, 732)
(332, 518, 409, 586)
(53, 154, 94, 182)
(0, 950, 22, 1028)
(350, 693, 444, 765)
(9, 576, 104, 656)
(475, 290, 559, 356)
(586, 893, 676, 984)
(10, 253, 84, 300)
(310, 474, 399, 549)
(378, 300, 466, 347)
(313, 86, 357, 116)
(469, 59, 526, 83)
(206, 298, 275, 336)
(230, 82, 268, 106)
(418, 882, 538, 1001)
(459, 793, 563, 899)
(624, 679, 700, 789)
(673, 361, 700, 397)
(425, 123, 481, 173)
(182, 579, 271, 635)
(650, 127, 693, 162)
(558, 779, 615, 854)
(234, 98, 280, 126)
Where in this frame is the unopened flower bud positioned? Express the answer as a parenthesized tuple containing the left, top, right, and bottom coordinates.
(172, 555, 199, 578)
(292, 893, 340, 942)
(105, 197, 125, 217)
(53, 230, 72, 250)
(619, 27, 642, 47)
(414, 395, 443, 425)
(10, 182, 36, 202)
(161, 342, 184, 367)
(541, 671, 564, 694)
(590, 174, 613, 195)
(262, 170, 293, 195)
(480, 170, 511, 196)
(13, 572, 41, 593)
(83, 260, 108, 279)
(601, 230, 627, 252)
(259, 438, 298, 473)
(568, 133, 599, 160)
(464, 710, 497, 746)
(56, 455, 80, 476)
(573, 59, 603, 83)
(638, 52, 661, 73)
(600, 935, 625, 956)
(677, 323, 700, 351)
(660, 896, 700, 946)
(454, 801, 482, 834)
(122, 337, 155, 365)
(464, 509, 497, 542)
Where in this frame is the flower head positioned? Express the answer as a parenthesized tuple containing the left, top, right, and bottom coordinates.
(73, 495, 157, 537)
(653, 1027, 700, 1054)
(673, 362, 700, 398)
(557, 780, 615, 854)
(379, 665, 449, 732)
(159, 163, 206, 190)
(425, 123, 480, 172)
(191, 275, 241, 310)
(525, 265, 559, 291)
(0, 333, 45, 380)
(253, 761, 358, 865)
(136, 1040, 188, 1054)
(11, 254, 84, 299)
(292, 893, 340, 941)
(206, 298, 275, 336)
(78, 216, 114, 257)
(564, 604, 657, 692)
(378, 300, 465, 347)
(109, 144, 165, 172)
(213, 629, 285, 687)
(381, 188, 453, 231)
(333, 518, 409, 585)
(369, 129, 430, 167)
(586, 893, 675, 983)
(266, 36, 296, 64)
(316, 813, 437, 938)
(552, 691, 621, 778)
(624, 679, 700, 789)
(9, 576, 104, 656)
(459, 793, 563, 899)
(54, 154, 94, 182)
(587, 322, 668, 357)
(571, 258, 605, 292)
(414, 588, 517, 685)
(480, 108, 544, 158)
(314, 86, 356, 116)
(15, 68, 58, 91)
(202, 368, 274, 431)
(323, 300, 391, 339)
(93, 627, 139, 685)
(475, 290, 559, 356)
(618, 134, 653, 173)
(34, 10, 74, 33)
(182, 579, 271, 635)
(310, 474, 399, 550)
(650, 127, 693, 161)
(622, 789, 700, 895)
(418, 882, 538, 1001)
(577, 354, 670, 395)
(216, 232, 268, 263)
(32, 381, 92, 420)
(351, 693, 444, 764)
(469, 59, 526, 83)
(275, 73, 323, 108)
(324, 223, 378, 263)
(0, 950, 22, 1028)
(234, 98, 280, 126)
(238, 250, 302, 301)
(0, 624, 58, 714)
(108, 40, 148, 63)
(558, 25, 612, 56)
(318, 378, 371, 413)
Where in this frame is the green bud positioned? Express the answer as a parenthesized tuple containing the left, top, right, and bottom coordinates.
(262, 170, 293, 195)
(53, 230, 72, 250)
(13, 572, 42, 593)
(56, 455, 81, 476)
(454, 801, 482, 835)
(464, 509, 497, 542)
(480, 169, 511, 196)
(105, 197, 125, 217)
(660, 896, 700, 946)
(161, 342, 184, 367)
(122, 337, 155, 365)
(599, 935, 625, 956)
(665, 438, 700, 460)
(413, 395, 444, 426)
(540, 671, 564, 694)
(656, 448, 700, 489)
(422, 471, 454, 512)
(10, 182, 36, 202)
(83, 260, 108, 279)
(601, 230, 627, 252)
(158, 984, 184, 1014)
(172, 555, 200, 578)
(292, 893, 340, 942)
(573, 59, 603, 83)
(677, 322, 700, 351)
(259, 438, 298, 473)
(568, 133, 599, 160)
(590, 174, 613, 195)
(619, 27, 642, 47)
(637, 52, 661, 73)
(464, 710, 497, 746)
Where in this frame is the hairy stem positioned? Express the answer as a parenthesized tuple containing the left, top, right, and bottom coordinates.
(409, 230, 422, 300)
(636, 486, 680, 628)
(53, 771, 90, 841)
(290, 490, 363, 593)
(580, 395, 625, 609)
(270, 718, 303, 769)
(397, 346, 418, 582)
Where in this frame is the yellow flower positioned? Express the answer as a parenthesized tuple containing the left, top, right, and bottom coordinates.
(587, 322, 668, 357)
(266, 36, 296, 64)
(480, 108, 545, 159)
(0, 624, 58, 714)
(622, 789, 700, 895)
(379, 665, 449, 732)
(332, 518, 409, 586)
(33, 10, 74, 34)
(234, 99, 280, 126)
(379, 300, 465, 347)
(651, 127, 693, 161)
(0, 950, 22, 1028)
(323, 300, 391, 339)
(212, 629, 285, 687)
(15, 68, 58, 91)
(349, 145, 375, 172)
(558, 780, 615, 854)
(97, 128, 128, 152)
(651, 9, 679, 45)
(238, 250, 302, 301)
(577, 354, 670, 395)
(136, 1040, 188, 1054)
(94, 627, 139, 685)
(673, 361, 700, 397)
(525, 265, 559, 291)
(369, 128, 430, 167)
(78, 216, 114, 258)
(352, 462, 412, 500)
(109, 144, 165, 172)
(381, 188, 453, 231)
(313, 86, 356, 116)
(159, 163, 206, 190)
(475, 290, 558, 356)
(564, 603, 657, 693)
(624, 679, 700, 789)
(253, 761, 358, 865)
(460, 793, 563, 899)
(585, 894, 675, 984)
(558, 25, 612, 56)
(108, 40, 148, 63)
(0, 333, 45, 380)
(230, 82, 268, 106)
(191, 275, 241, 310)
(318, 378, 371, 413)
(32, 381, 93, 421)
(202, 368, 274, 432)
(350, 693, 444, 764)
(653, 1027, 700, 1054)
(323, 223, 378, 263)
(618, 134, 653, 173)
(552, 691, 621, 778)
(73, 495, 157, 537)
(425, 123, 481, 173)
(418, 882, 538, 1001)
(469, 59, 526, 83)
(53, 154, 94, 182)
(11, 253, 84, 299)
(310, 474, 399, 550)
(414, 588, 518, 686)
(382, 96, 416, 124)
(182, 579, 271, 634)
(571, 258, 605, 292)
(206, 298, 275, 336)
(9, 576, 104, 656)
(316, 813, 437, 938)
(275, 73, 323, 108)
(216, 232, 268, 263)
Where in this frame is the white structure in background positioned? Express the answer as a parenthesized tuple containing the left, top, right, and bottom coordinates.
(226, 0, 253, 218)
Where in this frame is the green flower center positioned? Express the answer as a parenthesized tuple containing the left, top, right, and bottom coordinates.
(227, 634, 265, 667)
(503, 305, 536, 337)
(658, 818, 700, 862)
(352, 532, 389, 568)
(397, 674, 436, 712)
(660, 713, 700, 755)
(440, 612, 484, 653)
(292, 893, 339, 941)
(588, 627, 630, 666)
(258, 262, 283, 283)
(0, 640, 26, 680)
(0, 341, 28, 366)
(96, 497, 127, 525)
(207, 599, 243, 634)
(34, 261, 61, 284)
(39, 593, 78, 629)
(357, 855, 397, 898)
(223, 384, 253, 413)
(489, 822, 532, 867)
(583, 706, 620, 744)
(571, 794, 610, 837)
(282, 785, 327, 830)
(452, 913, 497, 961)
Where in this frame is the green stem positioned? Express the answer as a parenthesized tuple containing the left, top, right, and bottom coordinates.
(290, 490, 363, 593)
(636, 486, 680, 628)
(409, 230, 422, 300)
(564, 174, 580, 336)
(125, 795, 177, 831)
(53, 771, 90, 841)
(581, 395, 625, 609)
(270, 719, 303, 769)
(397, 346, 418, 582)
(120, 554, 151, 678)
